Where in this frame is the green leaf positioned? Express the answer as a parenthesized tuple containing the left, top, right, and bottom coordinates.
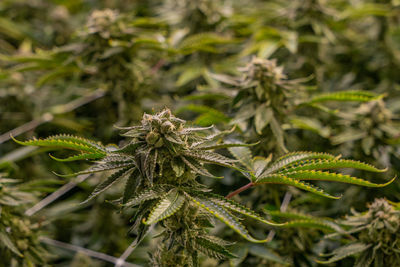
(264, 210, 343, 232)
(0, 231, 23, 257)
(228, 146, 254, 171)
(55, 162, 135, 177)
(49, 152, 105, 162)
(123, 169, 140, 203)
(263, 152, 337, 175)
(124, 185, 168, 207)
(193, 235, 236, 259)
(202, 192, 283, 226)
(182, 151, 237, 169)
(177, 104, 230, 126)
(279, 219, 337, 232)
(317, 243, 372, 264)
(308, 91, 382, 104)
(114, 141, 145, 154)
(270, 115, 287, 152)
(278, 159, 387, 173)
(143, 188, 185, 225)
(189, 195, 269, 243)
(180, 157, 222, 179)
(82, 166, 133, 204)
(248, 244, 289, 265)
(171, 158, 185, 177)
(12, 134, 106, 154)
(145, 150, 158, 183)
(198, 142, 257, 151)
(255, 174, 341, 199)
(283, 170, 395, 187)
(255, 105, 273, 134)
(176, 67, 204, 86)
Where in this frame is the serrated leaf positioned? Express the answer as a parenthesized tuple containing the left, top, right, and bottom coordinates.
(255, 174, 341, 199)
(12, 135, 106, 154)
(198, 142, 257, 151)
(193, 236, 236, 259)
(82, 166, 133, 204)
(200, 192, 283, 226)
(270, 115, 287, 152)
(283, 170, 395, 187)
(145, 149, 157, 183)
(143, 188, 185, 225)
(281, 219, 337, 231)
(180, 156, 222, 179)
(265, 210, 346, 233)
(228, 146, 254, 171)
(309, 90, 381, 104)
(55, 162, 135, 177)
(49, 152, 105, 162)
(123, 169, 140, 203)
(190, 127, 236, 148)
(255, 105, 273, 134)
(182, 150, 237, 168)
(124, 185, 169, 207)
(317, 243, 372, 264)
(114, 141, 145, 154)
(278, 159, 387, 173)
(262, 152, 337, 176)
(189, 195, 269, 243)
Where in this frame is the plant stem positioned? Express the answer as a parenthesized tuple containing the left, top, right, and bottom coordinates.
(226, 182, 254, 199)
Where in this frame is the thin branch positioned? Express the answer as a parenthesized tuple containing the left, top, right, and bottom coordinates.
(0, 146, 39, 168)
(115, 225, 154, 267)
(40, 237, 141, 267)
(25, 174, 91, 216)
(0, 89, 105, 144)
(226, 182, 253, 199)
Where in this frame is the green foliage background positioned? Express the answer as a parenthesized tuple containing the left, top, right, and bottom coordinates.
(0, 0, 399, 266)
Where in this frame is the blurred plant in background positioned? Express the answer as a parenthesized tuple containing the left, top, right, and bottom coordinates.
(0, 175, 48, 266)
(320, 198, 400, 266)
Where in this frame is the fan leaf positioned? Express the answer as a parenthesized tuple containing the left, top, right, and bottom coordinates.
(193, 235, 236, 259)
(255, 174, 341, 199)
(283, 170, 395, 187)
(143, 188, 185, 225)
(279, 159, 387, 173)
(200, 192, 283, 226)
(189, 195, 269, 243)
(82, 166, 134, 204)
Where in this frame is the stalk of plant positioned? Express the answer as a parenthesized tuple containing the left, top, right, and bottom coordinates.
(13, 109, 395, 266)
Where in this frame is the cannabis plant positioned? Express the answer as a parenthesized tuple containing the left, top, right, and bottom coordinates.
(3, 8, 165, 125)
(330, 99, 399, 163)
(319, 198, 400, 266)
(0, 175, 47, 266)
(187, 57, 380, 154)
(157, 0, 239, 96)
(13, 109, 395, 266)
(233, 209, 343, 266)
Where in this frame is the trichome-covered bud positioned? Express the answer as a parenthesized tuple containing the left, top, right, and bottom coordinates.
(146, 131, 161, 145)
(85, 9, 118, 38)
(241, 57, 286, 91)
(161, 121, 175, 134)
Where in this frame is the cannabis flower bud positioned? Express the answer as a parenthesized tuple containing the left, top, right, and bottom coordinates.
(241, 57, 286, 91)
(85, 9, 119, 38)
